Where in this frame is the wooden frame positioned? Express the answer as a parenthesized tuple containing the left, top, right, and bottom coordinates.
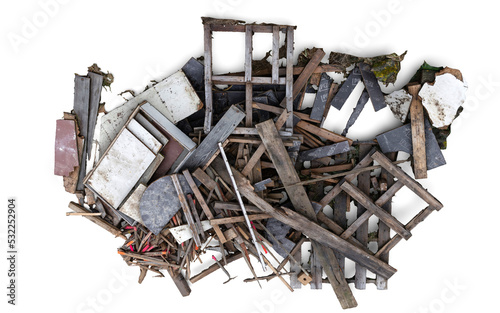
(202, 18, 296, 133)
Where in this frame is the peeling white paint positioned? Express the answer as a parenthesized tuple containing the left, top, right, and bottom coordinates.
(419, 73, 468, 128)
(385, 89, 412, 123)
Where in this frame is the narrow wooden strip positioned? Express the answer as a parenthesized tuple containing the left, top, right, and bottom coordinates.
(204, 24, 213, 134)
(285, 26, 294, 129)
(190, 252, 243, 283)
(341, 181, 412, 240)
(68, 202, 125, 239)
(408, 84, 427, 179)
(296, 120, 353, 145)
(301, 163, 353, 175)
(272, 26, 280, 84)
(209, 214, 272, 225)
(192, 168, 217, 191)
(371, 151, 443, 209)
(212, 75, 286, 85)
(172, 175, 202, 247)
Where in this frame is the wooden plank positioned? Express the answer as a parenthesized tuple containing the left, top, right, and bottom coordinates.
(213, 201, 261, 213)
(255, 119, 357, 308)
(300, 163, 353, 175)
(240, 109, 291, 177)
(371, 151, 443, 209)
(209, 214, 271, 225)
(272, 26, 280, 84)
(332, 191, 348, 273)
(341, 181, 412, 240)
(190, 252, 243, 283)
(172, 175, 202, 247)
(310, 244, 323, 289)
(68, 202, 125, 239)
(211, 156, 396, 280)
(204, 23, 213, 134)
(182, 169, 226, 243)
(376, 152, 396, 290)
(74, 75, 90, 191)
(296, 121, 353, 145)
(289, 244, 302, 289)
(285, 26, 294, 129)
(354, 145, 371, 290)
(212, 75, 286, 85)
(232, 127, 292, 136)
(375, 206, 435, 258)
(167, 269, 191, 297)
(183, 105, 245, 170)
(252, 102, 318, 123)
(86, 72, 103, 159)
(192, 168, 217, 191)
(245, 25, 253, 127)
(408, 84, 427, 179)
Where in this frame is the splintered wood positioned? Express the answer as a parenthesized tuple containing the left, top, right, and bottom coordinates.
(56, 17, 467, 310)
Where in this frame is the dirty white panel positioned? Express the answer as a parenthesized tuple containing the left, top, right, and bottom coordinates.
(170, 220, 213, 244)
(385, 89, 412, 123)
(134, 112, 169, 145)
(118, 184, 147, 225)
(419, 73, 468, 128)
(126, 119, 163, 153)
(155, 70, 203, 124)
(87, 128, 156, 208)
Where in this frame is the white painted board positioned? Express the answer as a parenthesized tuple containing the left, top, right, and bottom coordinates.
(118, 184, 147, 225)
(126, 119, 163, 153)
(86, 128, 156, 208)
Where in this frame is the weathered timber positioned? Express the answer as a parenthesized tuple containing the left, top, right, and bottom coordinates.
(297, 141, 350, 162)
(296, 121, 353, 145)
(68, 202, 125, 239)
(86, 72, 104, 159)
(203, 23, 213, 133)
(183, 105, 245, 170)
(408, 84, 427, 179)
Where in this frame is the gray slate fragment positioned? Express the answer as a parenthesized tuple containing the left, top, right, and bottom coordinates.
(140, 175, 193, 235)
(330, 67, 361, 110)
(376, 118, 446, 170)
(298, 141, 350, 162)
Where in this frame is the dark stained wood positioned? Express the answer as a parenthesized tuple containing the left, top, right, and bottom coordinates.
(190, 253, 243, 283)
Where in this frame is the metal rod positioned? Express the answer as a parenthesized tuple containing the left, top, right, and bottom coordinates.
(218, 142, 267, 272)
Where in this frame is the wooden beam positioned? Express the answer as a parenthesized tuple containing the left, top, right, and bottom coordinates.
(341, 181, 412, 240)
(296, 120, 353, 145)
(408, 84, 427, 179)
(209, 214, 272, 225)
(204, 23, 213, 134)
(272, 26, 280, 84)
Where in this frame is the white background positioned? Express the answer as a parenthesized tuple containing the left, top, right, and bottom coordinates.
(1, 1, 499, 312)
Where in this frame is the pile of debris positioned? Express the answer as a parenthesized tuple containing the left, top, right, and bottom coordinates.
(54, 17, 467, 309)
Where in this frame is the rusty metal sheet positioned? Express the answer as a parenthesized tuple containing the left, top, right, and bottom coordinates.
(139, 175, 193, 235)
(376, 118, 446, 170)
(155, 70, 203, 124)
(85, 128, 156, 208)
(54, 119, 79, 176)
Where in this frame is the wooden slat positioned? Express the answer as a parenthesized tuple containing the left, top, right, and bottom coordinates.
(68, 202, 125, 239)
(204, 23, 213, 134)
(212, 75, 286, 85)
(190, 253, 243, 283)
(296, 121, 353, 145)
(86, 72, 103, 159)
(300, 163, 353, 175)
(376, 152, 397, 290)
(211, 157, 397, 280)
(408, 84, 427, 179)
(272, 26, 280, 84)
(182, 170, 227, 243)
(209, 214, 272, 225)
(341, 181, 412, 240)
(183, 105, 245, 170)
(371, 151, 443, 209)
(285, 26, 294, 129)
(254, 119, 357, 308)
(171, 175, 202, 247)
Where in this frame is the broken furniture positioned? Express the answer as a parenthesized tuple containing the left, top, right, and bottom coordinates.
(55, 17, 467, 310)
